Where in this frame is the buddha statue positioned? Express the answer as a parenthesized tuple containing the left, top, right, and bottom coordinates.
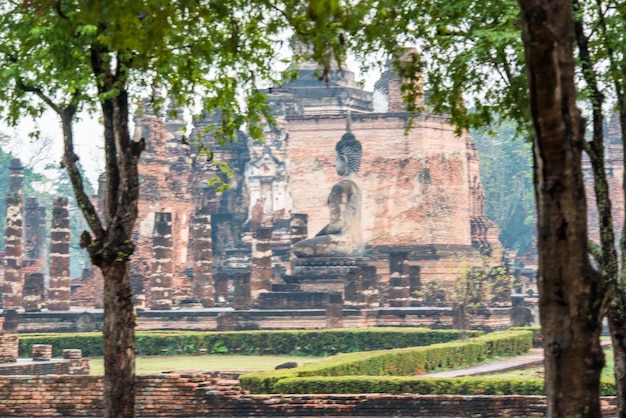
(292, 131, 363, 258)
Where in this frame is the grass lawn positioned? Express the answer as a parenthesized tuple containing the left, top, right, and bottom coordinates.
(89, 355, 325, 375)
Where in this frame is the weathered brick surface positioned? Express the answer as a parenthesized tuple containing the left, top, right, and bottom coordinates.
(48, 197, 71, 311)
(0, 334, 18, 363)
(3, 193, 23, 309)
(23, 272, 45, 312)
(151, 212, 174, 310)
(191, 207, 214, 307)
(0, 373, 617, 417)
(287, 114, 474, 250)
(251, 227, 273, 299)
(0, 358, 89, 377)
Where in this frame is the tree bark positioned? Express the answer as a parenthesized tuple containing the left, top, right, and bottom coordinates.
(101, 260, 136, 418)
(518, 0, 604, 416)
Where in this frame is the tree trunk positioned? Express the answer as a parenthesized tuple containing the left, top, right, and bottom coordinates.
(101, 260, 136, 418)
(518, 0, 604, 416)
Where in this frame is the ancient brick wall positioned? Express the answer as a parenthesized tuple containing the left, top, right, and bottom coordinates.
(133, 112, 195, 304)
(287, 113, 473, 248)
(0, 358, 89, 376)
(0, 373, 617, 417)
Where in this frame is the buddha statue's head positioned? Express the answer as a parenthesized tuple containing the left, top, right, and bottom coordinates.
(335, 132, 362, 177)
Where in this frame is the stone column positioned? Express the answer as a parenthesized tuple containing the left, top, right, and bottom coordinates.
(289, 214, 308, 245)
(360, 265, 380, 308)
(325, 293, 343, 329)
(23, 273, 45, 312)
(151, 212, 173, 310)
(3, 193, 23, 309)
(9, 159, 23, 195)
(191, 207, 214, 307)
(251, 227, 272, 300)
(344, 268, 363, 308)
(48, 197, 71, 311)
(233, 272, 251, 310)
(24, 198, 47, 264)
(213, 272, 229, 305)
(388, 272, 410, 307)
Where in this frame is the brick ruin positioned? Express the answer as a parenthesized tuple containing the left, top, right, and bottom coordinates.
(0, 56, 516, 325)
(88, 56, 503, 312)
(0, 372, 618, 417)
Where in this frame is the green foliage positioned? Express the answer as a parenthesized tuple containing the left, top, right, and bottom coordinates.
(341, 0, 529, 135)
(17, 328, 480, 358)
(274, 375, 549, 395)
(240, 330, 532, 393)
(473, 123, 534, 255)
(510, 326, 542, 348)
(414, 251, 513, 310)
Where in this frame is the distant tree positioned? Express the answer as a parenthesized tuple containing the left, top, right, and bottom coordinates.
(473, 124, 534, 255)
(414, 251, 513, 337)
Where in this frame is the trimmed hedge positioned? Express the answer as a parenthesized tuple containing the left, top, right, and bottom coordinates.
(17, 328, 482, 358)
(272, 376, 617, 396)
(511, 326, 542, 347)
(275, 376, 545, 395)
(240, 330, 533, 393)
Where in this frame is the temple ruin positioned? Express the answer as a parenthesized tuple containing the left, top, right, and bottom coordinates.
(0, 56, 518, 331)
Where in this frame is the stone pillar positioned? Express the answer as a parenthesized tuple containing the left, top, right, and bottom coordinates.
(233, 272, 251, 310)
(24, 198, 47, 264)
(344, 268, 363, 308)
(251, 227, 272, 300)
(151, 212, 173, 310)
(23, 273, 45, 312)
(9, 159, 23, 195)
(289, 214, 308, 245)
(131, 271, 146, 309)
(48, 197, 71, 311)
(360, 265, 380, 308)
(388, 272, 411, 307)
(214, 272, 229, 306)
(3, 194, 23, 309)
(326, 294, 344, 329)
(191, 207, 214, 307)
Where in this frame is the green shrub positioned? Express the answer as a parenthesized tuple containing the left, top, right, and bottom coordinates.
(273, 376, 546, 395)
(240, 330, 533, 393)
(18, 328, 480, 358)
(272, 376, 616, 396)
(511, 326, 542, 347)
